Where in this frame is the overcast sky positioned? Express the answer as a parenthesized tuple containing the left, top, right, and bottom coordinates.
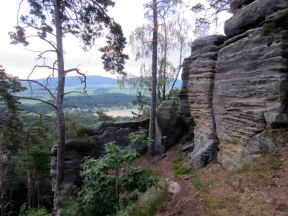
(0, 0, 229, 79)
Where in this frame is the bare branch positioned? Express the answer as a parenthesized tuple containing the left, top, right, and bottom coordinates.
(28, 64, 58, 79)
(20, 79, 56, 99)
(64, 68, 87, 91)
(63, 91, 84, 96)
(17, 96, 57, 109)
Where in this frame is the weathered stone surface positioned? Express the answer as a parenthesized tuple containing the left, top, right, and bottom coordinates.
(179, 57, 192, 118)
(51, 119, 149, 190)
(188, 35, 226, 168)
(155, 100, 188, 153)
(225, 0, 288, 37)
(230, 0, 255, 13)
(51, 138, 98, 191)
(86, 119, 149, 154)
(214, 29, 288, 170)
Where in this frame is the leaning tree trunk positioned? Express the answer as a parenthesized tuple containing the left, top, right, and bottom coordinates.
(54, 0, 66, 194)
(148, 0, 158, 158)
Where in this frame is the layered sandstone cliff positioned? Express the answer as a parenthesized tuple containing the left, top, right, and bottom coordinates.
(187, 0, 288, 169)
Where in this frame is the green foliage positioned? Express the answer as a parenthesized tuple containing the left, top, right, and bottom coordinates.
(192, 176, 202, 191)
(132, 91, 150, 119)
(117, 179, 167, 216)
(261, 22, 278, 36)
(0, 66, 25, 153)
(192, 176, 214, 193)
(169, 87, 180, 98)
(65, 112, 87, 138)
(19, 203, 50, 216)
(81, 143, 160, 216)
(55, 183, 81, 216)
(129, 129, 151, 153)
(172, 154, 194, 178)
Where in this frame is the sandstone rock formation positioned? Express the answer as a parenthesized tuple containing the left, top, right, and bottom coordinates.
(179, 57, 192, 118)
(51, 119, 149, 189)
(85, 119, 149, 154)
(188, 35, 226, 168)
(155, 100, 188, 153)
(215, 0, 288, 170)
(225, 0, 288, 37)
(186, 0, 288, 170)
(51, 138, 98, 191)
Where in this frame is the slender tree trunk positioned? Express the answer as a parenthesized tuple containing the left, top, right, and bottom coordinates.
(148, 0, 158, 158)
(168, 39, 184, 99)
(54, 0, 66, 194)
(163, 19, 167, 101)
(0, 155, 5, 216)
(27, 171, 32, 207)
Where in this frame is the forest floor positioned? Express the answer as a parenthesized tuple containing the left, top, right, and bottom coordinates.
(134, 143, 288, 216)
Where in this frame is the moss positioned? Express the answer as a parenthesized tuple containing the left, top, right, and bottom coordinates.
(261, 22, 278, 36)
(172, 154, 195, 178)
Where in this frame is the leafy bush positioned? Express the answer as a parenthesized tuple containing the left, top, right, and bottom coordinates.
(81, 143, 160, 216)
(19, 203, 51, 216)
(129, 129, 151, 153)
(117, 179, 167, 216)
(55, 183, 81, 216)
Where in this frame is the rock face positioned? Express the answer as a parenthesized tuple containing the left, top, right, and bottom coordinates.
(51, 138, 99, 191)
(179, 57, 192, 118)
(215, 34, 288, 169)
(51, 119, 149, 190)
(186, 0, 288, 170)
(155, 100, 188, 153)
(85, 119, 149, 154)
(225, 0, 288, 37)
(188, 35, 226, 168)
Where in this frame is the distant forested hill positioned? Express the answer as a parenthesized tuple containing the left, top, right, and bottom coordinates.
(20, 93, 149, 114)
(19, 75, 182, 97)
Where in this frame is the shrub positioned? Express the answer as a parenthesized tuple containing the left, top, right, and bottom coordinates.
(81, 143, 160, 216)
(117, 179, 167, 216)
(129, 129, 151, 153)
(55, 183, 81, 216)
(19, 203, 51, 216)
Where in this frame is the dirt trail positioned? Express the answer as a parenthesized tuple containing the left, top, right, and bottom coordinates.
(134, 146, 208, 216)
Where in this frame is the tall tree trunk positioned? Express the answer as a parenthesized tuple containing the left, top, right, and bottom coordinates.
(54, 0, 66, 194)
(148, 0, 158, 158)
(162, 19, 167, 101)
(0, 155, 5, 216)
(168, 38, 184, 99)
(27, 171, 32, 207)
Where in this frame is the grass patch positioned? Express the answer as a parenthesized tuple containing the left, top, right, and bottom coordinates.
(117, 179, 167, 216)
(204, 195, 241, 215)
(172, 154, 195, 178)
(192, 176, 214, 193)
(230, 163, 251, 175)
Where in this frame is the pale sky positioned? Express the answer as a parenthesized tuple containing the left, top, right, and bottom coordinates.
(0, 0, 230, 79)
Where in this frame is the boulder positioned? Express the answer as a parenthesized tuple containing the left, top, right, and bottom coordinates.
(85, 119, 149, 154)
(225, 0, 288, 37)
(155, 100, 188, 153)
(214, 28, 288, 170)
(230, 0, 255, 13)
(188, 35, 226, 168)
